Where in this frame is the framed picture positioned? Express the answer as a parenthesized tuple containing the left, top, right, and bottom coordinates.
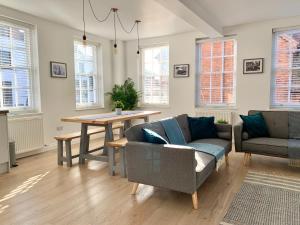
(50, 61, 67, 78)
(243, 58, 264, 74)
(174, 64, 189, 78)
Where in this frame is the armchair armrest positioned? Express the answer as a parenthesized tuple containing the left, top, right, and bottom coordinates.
(125, 142, 197, 194)
(215, 123, 232, 140)
(234, 122, 243, 152)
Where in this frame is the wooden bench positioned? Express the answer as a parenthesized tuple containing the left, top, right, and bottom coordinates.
(55, 124, 124, 167)
(106, 138, 128, 177)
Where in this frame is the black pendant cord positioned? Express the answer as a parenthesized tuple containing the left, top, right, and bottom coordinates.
(113, 10, 117, 48)
(88, 0, 112, 22)
(116, 11, 137, 34)
(82, 0, 86, 41)
(136, 21, 141, 54)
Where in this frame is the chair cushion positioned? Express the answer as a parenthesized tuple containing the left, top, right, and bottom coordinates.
(142, 128, 168, 144)
(240, 113, 269, 138)
(188, 116, 217, 141)
(175, 114, 191, 143)
(242, 137, 288, 157)
(190, 138, 232, 154)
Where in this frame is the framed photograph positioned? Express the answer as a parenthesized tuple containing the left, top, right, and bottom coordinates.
(174, 64, 189, 78)
(243, 58, 264, 74)
(50, 61, 67, 78)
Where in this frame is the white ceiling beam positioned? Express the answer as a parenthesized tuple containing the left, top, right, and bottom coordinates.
(155, 0, 223, 38)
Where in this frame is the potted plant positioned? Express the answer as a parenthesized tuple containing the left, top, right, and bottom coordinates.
(216, 119, 229, 124)
(106, 78, 141, 110)
(114, 101, 125, 115)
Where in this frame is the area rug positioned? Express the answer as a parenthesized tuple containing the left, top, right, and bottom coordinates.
(220, 171, 300, 225)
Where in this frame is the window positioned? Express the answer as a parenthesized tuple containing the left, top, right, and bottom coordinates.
(271, 28, 300, 108)
(196, 38, 236, 107)
(74, 40, 102, 109)
(141, 45, 169, 105)
(0, 19, 35, 111)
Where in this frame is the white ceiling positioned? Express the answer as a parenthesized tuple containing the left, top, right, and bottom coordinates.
(192, 0, 300, 27)
(1, 0, 300, 40)
(0, 0, 195, 40)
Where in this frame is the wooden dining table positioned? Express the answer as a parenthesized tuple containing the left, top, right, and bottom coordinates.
(61, 110, 161, 174)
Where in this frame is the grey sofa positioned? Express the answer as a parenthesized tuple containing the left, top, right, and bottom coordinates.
(125, 114, 232, 209)
(234, 110, 300, 163)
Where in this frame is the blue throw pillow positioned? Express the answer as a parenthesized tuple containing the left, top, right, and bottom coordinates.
(187, 116, 217, 141)
(240, 113, 269, 138)
(143, 128, 169, 144)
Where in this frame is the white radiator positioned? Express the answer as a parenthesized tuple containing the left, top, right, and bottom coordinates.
(195, 109, 235, 124)
(8, 115, 44, 156)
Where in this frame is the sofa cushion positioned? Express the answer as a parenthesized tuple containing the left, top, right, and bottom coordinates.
(175, 114, 191, 143)
(249, 110, 288, 139)
(289, 112, 300, 139)
(242, 137, 288, 157)
(188, 116, 217, 140)
(190, 138, 231, 154)
(143, 128, 169, 144)
(240, 113, 269, 138)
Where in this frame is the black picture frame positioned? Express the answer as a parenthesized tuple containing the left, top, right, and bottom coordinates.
(174, 64, 190, 78)
(50, 61, 67, 78)
(243, 58, 264, 74)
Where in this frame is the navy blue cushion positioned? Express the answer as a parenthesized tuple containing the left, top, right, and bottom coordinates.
(187, 116, 217, 141)
(240, 113, 269, 138)
(143, 128, 169, 144)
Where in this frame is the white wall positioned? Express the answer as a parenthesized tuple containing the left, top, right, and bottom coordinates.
(125, 16, 300, 121)
(0, 6, 114, 146)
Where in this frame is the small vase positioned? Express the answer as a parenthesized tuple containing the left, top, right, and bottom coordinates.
(115, 108, 122, 115)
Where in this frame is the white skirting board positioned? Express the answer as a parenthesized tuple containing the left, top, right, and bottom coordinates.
(0, 162, 9, 174)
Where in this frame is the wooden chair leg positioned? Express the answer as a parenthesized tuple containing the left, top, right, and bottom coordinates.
(65, 140, 72, 167)
(244, 153, 251, 166)
(57, 140, 63, 166)
(108, 147, 116, 176)
(131, 183, 139, 195)
(119, 147, 127, 178)
(192, 192, 198, 209)
(225, 155, 229, 166)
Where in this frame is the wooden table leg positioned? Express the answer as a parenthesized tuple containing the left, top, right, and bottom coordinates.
(79, 124, 88, 164)
(124, 120, 132, 131)
(103, 123, 113, 155)
(144, 116, 149, 122)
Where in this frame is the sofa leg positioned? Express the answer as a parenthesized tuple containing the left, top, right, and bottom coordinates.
(192, 192, 198, 209)
(131, 183, 139, 195)
(244, 153, 251, 165)
(225, 155, 229, 166)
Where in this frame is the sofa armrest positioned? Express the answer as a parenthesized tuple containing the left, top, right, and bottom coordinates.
(125, 142, 197, 194)
(215, 123, 232, 140)
(234, 122, 243, 152)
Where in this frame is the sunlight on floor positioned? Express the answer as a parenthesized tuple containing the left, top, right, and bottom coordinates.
(0, 171, 49, 214)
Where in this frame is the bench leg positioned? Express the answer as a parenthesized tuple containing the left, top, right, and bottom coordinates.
(65, 140, 72, 167)
(57, 140, 63, 166)
(131, 183, 139, 195)
(108, 146, 115, 176)
(192, 192, 198, 209)
(119, 147, 127, 178)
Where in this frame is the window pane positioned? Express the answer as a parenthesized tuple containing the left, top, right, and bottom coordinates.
(272, 29, 300, 107)
(196, 39, 236, 106)
(142, 45, 169, 105)
(74, 40, 99, 107)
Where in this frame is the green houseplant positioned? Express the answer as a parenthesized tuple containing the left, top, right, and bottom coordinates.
(114, 101, 125, 115)
(106, 78, 141, 110)
(216, 119, 229, 124)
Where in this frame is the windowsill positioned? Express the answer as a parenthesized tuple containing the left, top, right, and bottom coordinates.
(8, 111, 43, 118)
(195, 106, 237, 110)
(270, 106, 300, 111)
(139, 104, 170, 109)
(75, 105, 105, 111)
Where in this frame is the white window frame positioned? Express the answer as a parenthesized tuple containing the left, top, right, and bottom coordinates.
(74, 39, 104, 110)
(140, 44, 170, 107)
(0, 16, 40, 114)
(195, 37, 237, 108)
(271, 26, 300, 109)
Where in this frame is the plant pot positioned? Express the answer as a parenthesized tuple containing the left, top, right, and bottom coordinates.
(115, 108, 122, 115)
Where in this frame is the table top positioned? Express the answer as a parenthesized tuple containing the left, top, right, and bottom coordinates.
(61, 110, 161, 125)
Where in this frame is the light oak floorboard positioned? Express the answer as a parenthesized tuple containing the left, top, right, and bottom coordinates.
(0, 141, 299, 225)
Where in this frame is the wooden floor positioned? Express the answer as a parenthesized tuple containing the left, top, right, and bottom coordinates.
(0, 142, 299, 225)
